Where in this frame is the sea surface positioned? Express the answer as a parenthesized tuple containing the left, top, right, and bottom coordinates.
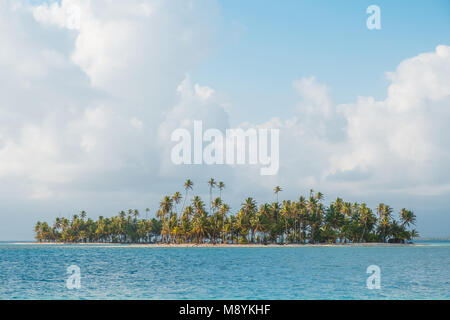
(0, 241, 449, 300)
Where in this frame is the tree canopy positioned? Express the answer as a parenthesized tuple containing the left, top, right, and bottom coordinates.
(35, 179, 418, 244)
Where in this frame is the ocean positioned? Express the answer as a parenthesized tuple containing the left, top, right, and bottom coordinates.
(0, 241, 449, 299)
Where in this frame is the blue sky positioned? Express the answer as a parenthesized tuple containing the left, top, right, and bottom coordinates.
(193, 0, 450, 123)
(1, 0, 450, 239)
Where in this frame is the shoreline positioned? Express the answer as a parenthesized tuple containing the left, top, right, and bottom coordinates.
(9, 242, 421, 248)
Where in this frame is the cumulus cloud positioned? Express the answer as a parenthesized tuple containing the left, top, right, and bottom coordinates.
(0, 0, 221, 207)
(157, 75, 231, 178)
(33, 0, 218, 104)
(225, 45, 450, 202)
(328, 45, 450, 194)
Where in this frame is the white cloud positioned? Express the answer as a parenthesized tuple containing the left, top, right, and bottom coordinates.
(157, 76, 230, 177)
(293, 76, 332, 117)
(130, 117, 144, 130)
(33, 0, 219, 103)
(223, 46, 450, 201)
(0, 0, 221, 207)
(328, 45, 450, 193)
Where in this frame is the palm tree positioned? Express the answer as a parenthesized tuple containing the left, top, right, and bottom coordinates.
(172, 192, 182, 214)
(377, 204, 393, 242)
(240, 197, 257, 243)
(219, 204, 230, 243)
(400, 208, 416, 228)
(159, 196, 173, 218)
(281, 200, 292, 244)
(34, 221, 42, 242)
(359, 203, 374, 243)
(33, 180, 420, 246)
(409, 229, 419, 241)
(217, 181, 225, 199)
(379, 216, 390, 243)
(208, 178, 216, 213)
(181, 205, 194, 242)
(182, 179, 194, 212)
(211, 197, 223, 243)
(274, 186, 282, 203)
(192, 196, 207, 244)
(315, 192, 324, 201)
(158, 196, 173, 242)
(296, 196, 308, 244)
(256, 204, 271, 244)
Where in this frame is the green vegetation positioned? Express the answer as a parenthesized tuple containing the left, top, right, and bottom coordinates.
(34, 179, 419, 244)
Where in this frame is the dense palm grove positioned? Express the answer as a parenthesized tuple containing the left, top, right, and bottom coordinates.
(34, 179, 419, 244)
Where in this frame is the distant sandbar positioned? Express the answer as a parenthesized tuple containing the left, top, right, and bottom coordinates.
(10, 242, 420, 248)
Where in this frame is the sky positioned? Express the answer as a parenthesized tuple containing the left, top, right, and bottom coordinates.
(0, 0, 450, 240)
(197, 0, 450, 123)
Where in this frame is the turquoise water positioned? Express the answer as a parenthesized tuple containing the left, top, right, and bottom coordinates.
(0, 241, 449, 299)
